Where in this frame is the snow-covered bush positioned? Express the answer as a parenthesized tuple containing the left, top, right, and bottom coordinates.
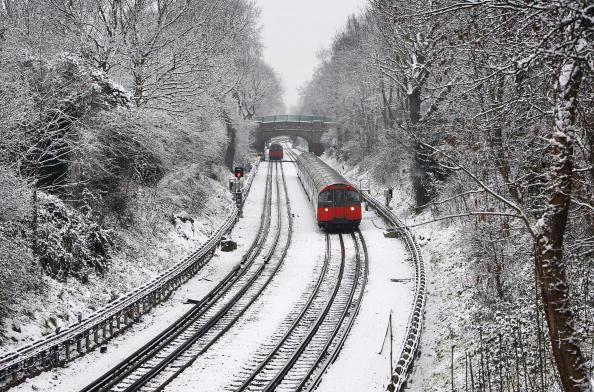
(0, 227, 40, 322)
(36, 192, 112, 282)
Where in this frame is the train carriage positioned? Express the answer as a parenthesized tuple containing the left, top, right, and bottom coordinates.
(295, 153, 362, 229)
(268, 143, 284, 161)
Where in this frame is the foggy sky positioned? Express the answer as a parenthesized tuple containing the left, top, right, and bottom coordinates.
(255, 0, 367, 112)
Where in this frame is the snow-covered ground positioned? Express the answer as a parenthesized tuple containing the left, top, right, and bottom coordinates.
(406, 220, 473, 391)
(8, 157, 423, 391)
(165, 161, 326, 391)
(165, 160, 415, 391)
(9, 165, 269, 392)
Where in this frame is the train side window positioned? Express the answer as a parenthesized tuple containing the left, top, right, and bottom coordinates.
(319, 191, 333, 207)
(346, 190, 360, 204)
(334, 189, 345, 206)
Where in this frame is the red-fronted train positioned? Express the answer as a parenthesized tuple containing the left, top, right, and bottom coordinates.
(268, 143, 284, 161)
(296, 152, 362, 229)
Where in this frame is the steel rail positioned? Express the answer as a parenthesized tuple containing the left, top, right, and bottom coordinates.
(124, 161, 294, 391)
(262, 231, 362, 392)
(80, 163, 275, 392)
(234, 232, 332, 391)
(293, 232, 361, 390)
(262, 234, 347, 392)
(297, 230, 369, 391)
(144, 161, 295, 392)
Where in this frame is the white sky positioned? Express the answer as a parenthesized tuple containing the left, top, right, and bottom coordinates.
(255, 0, 367, 112)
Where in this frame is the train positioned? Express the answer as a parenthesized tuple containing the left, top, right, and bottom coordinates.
(295, 152, 362, 229)
(268, 143, 284, 160)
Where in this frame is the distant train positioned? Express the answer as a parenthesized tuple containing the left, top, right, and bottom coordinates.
(295, 153, 362, 229)
(268, 143, 284, 161)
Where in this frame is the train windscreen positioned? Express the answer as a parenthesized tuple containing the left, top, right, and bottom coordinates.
(319, 189, 360, 207)
(346, 190, 360, 204)
(319, 191, 333, 207)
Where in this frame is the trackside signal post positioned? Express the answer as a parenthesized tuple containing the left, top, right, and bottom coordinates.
(233, 167, 244, 218)
(384, 187, 393, 209)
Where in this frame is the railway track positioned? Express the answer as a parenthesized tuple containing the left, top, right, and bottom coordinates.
(232, 231, 368, 392)
(274, 146, 424, 392)
(81, 161, 293, 392)
(79, 150, 421, 391)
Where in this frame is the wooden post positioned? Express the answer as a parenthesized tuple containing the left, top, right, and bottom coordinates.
(388, 310, 394, 374)
(451, 345, 455, 392)
(53, 347, 59, 365)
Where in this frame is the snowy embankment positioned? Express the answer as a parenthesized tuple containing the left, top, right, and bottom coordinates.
(323, 154, 473, 391)
(7, 165, 267, 392)
(1, 169, 233, 352)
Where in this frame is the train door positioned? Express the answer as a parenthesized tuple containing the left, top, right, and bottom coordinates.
(333, 188, 346, 220)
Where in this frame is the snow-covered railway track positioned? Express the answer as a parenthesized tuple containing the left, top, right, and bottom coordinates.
(286, 146, 425, 391)
(233, 231, 368, 392)
(81, 162, 294, 392)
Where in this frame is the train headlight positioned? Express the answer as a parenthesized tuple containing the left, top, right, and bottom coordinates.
(350, 206, 355, 211)
(324, 208, 329, 212)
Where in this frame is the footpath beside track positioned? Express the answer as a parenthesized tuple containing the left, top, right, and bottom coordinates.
(358, 182, 426, 391)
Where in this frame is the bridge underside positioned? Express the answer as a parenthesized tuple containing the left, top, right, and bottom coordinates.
(254, 130, 325, 156)
(253, 115, 333, 156)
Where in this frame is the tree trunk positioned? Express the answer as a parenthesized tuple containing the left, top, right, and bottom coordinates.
(409, 86, 432, 210)
(222, 111, 236, 171)
(533, 60, 591, 392)
(32, 187, 38, 259)
(490, 72, 522, 205)
(585, 112, 594, 236)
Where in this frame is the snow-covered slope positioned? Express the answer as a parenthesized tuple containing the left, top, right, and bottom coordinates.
(1, 171, 232, 351)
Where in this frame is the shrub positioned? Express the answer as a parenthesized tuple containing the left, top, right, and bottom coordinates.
(36, 192, 112, 281)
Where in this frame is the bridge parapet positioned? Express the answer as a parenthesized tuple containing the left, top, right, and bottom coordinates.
(255, 115, 333, 124)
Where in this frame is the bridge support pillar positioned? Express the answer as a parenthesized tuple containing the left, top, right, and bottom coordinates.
(309, 142, 324, 156)
(254, 138, 266, 154)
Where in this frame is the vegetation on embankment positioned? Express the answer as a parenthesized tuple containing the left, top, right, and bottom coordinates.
(0, 0, 283, 347)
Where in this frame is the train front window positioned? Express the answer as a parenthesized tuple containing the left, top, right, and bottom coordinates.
(334, 189, 345, 206)
(319, 191, 333, 207)
(346, 190, 360, 204)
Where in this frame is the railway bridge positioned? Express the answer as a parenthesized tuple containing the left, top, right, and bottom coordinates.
(253, 115, 333, 156)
